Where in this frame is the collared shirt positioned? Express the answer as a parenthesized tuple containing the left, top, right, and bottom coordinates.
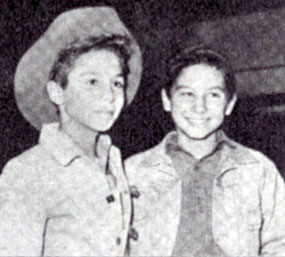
(166, 133, 227, 256)
(0, 123, 131, 256)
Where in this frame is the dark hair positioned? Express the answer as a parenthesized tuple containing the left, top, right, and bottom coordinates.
(166, 47, 236, 100)
(49, 34, 131, 89)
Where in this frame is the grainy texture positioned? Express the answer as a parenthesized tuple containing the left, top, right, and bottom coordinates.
(0, 123, 131, 255)
(2, 0, 285, 177)
(125, 131, 285, 255)
(2, 2, 285, 256)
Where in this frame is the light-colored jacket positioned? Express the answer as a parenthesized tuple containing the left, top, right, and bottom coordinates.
(125, 131, 285, 256)
(0, 123, 131, 256)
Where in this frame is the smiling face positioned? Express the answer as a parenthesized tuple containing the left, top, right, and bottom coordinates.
(162, 63, 236, 141)
(59, 49, 125, 132)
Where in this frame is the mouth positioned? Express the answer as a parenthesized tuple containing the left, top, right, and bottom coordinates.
(185, 117, 209, 124)
(94, 111, 114, 115)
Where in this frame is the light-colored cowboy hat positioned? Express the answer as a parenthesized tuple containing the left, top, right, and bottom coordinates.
(14, 6, 142, 130)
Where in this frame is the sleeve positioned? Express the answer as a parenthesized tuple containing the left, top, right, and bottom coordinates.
(260, 159, 285, 255)
(0, 159, 46, 256)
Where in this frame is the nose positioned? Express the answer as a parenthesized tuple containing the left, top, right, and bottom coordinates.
(101, 83, 114, 102)
(192, 96, 207, 114)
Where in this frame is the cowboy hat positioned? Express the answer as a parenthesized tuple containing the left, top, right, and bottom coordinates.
(14, 6, 142, 130)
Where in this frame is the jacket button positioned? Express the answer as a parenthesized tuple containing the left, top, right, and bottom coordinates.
(106, 194, 115, 203)
(128, 227, 139, 241)
(116, 237, 121, 245)
(130, 186, 140, 198)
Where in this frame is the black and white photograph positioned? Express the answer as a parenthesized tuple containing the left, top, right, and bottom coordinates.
(1, 0, 285, 256)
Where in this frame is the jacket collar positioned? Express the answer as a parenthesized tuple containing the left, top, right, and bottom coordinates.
(39, 123, 85, 166)
(148, 130, 258, 177)
(165, 130, 236, 157)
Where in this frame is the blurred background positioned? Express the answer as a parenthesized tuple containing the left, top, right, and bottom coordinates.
(1, 0, 285, 177)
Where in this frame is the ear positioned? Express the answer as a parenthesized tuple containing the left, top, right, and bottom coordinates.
(161, 89, 172, 112)
(225, 93, 237, 116)
(46, 81, 64, 105)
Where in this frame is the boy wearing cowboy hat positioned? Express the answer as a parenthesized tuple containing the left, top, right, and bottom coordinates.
(0, 7, 141, 256)
(125, 47, 285, 256)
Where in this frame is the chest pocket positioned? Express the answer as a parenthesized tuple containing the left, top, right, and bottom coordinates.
(240, 182, 262, 229)
(219, 168, 261, 223)
(221, 179, 261, 229)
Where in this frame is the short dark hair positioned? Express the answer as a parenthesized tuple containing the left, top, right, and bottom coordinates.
(165, 47, 236, 100)
(49, 34, 131, 89)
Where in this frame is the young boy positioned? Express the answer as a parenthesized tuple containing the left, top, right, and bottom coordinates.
(125, 47, 285, 256)
(0, 7, 141, 256)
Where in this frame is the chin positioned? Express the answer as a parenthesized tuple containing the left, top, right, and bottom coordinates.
(92, 125, 112, 133)
(91, 122, 114, 132)
(182, 128, 215, 141)
(187, 134, 210, 140)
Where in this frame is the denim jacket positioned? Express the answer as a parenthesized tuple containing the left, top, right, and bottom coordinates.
(125, 131, 285, 256)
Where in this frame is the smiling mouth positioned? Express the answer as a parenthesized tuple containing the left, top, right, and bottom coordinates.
(185, 118, 209, 124)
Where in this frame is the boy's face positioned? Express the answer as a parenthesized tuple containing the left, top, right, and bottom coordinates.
(162, 63, 236, 140)
(59, 49, 125, 132)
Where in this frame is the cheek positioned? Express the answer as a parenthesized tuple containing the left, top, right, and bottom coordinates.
(65, 86, 85, 103)
(64, 93, 78, 109)
(172, 99, 190, 113)
(65, 91, 93, 114)
(210, 105, 228, 119)
(114, 92, 125, 111)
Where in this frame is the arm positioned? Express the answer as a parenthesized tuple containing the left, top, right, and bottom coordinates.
(260, 160, 285, 255)
(0, 159, 46, 256)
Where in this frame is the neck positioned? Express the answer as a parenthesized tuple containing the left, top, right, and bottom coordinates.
(60, 115, 98, 159)
(176, 129, 220, 160)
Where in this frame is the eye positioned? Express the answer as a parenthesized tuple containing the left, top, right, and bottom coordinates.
(181, 91, 194, 97)
(211, 92, 220, 97)
(209, 91, 222, 98)
(88, 79, 97, 86)
(113, 81, 124, 89)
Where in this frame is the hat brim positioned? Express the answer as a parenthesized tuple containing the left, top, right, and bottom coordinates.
(14, 7, 142, 130)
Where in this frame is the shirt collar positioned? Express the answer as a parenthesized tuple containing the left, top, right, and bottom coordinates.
(39, 123, 85, 166)
(165, 130, 235, 158)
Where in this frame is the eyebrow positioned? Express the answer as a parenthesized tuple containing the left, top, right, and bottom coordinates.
(207, 87, 226, 92)
(173, 85, 191, 91)
(79, 72, 124, 78)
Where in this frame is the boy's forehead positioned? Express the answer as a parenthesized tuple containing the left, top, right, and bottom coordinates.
(69, 49, 122, 73)
(173, 63, 226, 91)
(73, 49, 116, 64)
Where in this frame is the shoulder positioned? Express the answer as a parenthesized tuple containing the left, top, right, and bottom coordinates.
(1, 144, 56, 187)
(231, 139, 275, 166)
(125, 136, 169, 170)
(3, 144, 52, 172)
(125, 143, 163, 168)
(0, 145, 56, 215)
(231, 142, 285, 198)
(226, 138, 279, 181)
(124, 136, 171, 182)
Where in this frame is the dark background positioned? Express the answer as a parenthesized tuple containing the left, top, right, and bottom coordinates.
(1, 0, 285, 177)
